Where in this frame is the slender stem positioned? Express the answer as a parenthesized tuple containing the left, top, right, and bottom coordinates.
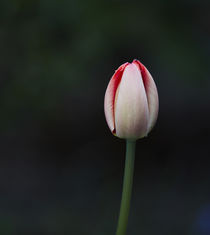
(116, 140, 136, 235)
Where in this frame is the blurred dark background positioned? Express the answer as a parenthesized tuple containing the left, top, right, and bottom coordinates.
(0, 0, 210, 234)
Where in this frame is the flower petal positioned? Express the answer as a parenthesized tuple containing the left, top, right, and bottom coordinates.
(104, 62, 129, 134)
(133, 59, 159, 133)
(114, 63, 149, 139)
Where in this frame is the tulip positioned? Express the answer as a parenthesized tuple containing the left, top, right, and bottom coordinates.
(104, 59, 159, 140)
(104, 59, 159, 235)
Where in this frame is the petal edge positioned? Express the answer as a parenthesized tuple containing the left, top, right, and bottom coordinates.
(104, 62, 129, 133)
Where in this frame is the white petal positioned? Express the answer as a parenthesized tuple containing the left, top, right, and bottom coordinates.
(114, 63, 149, 139)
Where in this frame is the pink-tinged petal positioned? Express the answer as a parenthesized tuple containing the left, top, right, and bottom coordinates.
(104, 62, 129, 134)
(114, 63, 149, 139)
(133, 59, 159, 133)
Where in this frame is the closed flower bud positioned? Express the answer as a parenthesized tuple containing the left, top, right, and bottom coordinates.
(104, 59, 159, 140)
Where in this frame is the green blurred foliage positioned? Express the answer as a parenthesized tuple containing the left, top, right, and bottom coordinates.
(0, 1, 210, 234)
(0, 1, 209, 130)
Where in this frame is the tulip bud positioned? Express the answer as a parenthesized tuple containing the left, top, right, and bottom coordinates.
(104, 59, 159, 140)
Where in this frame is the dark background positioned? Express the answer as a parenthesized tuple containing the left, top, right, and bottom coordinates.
(0, 0, 210, 234)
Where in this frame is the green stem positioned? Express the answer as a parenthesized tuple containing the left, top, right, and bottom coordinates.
(116, 140, 136, 235)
